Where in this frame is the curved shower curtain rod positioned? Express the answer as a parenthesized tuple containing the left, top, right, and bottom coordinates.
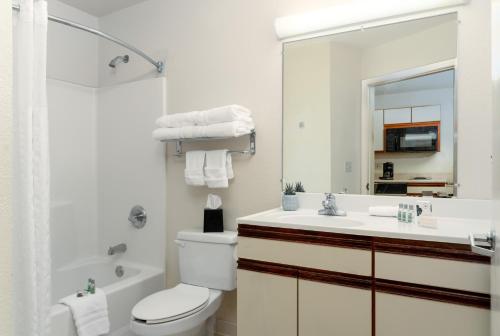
(12, 3, 164, 73)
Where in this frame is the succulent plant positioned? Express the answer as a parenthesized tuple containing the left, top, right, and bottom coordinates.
(295, 182, 305, 193)
(283, 183, 296, 195)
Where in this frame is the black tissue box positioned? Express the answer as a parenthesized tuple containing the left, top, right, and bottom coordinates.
(203, 208, 223, 232)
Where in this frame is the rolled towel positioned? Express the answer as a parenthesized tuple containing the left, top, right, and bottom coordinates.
(156, 105, 252, 128)
(59, 289, 110, 336)
(368, 206, 398, 217)
(152, 120, 255, 141)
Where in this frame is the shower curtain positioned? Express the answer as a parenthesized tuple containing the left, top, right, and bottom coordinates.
(12, 0, 51, 335)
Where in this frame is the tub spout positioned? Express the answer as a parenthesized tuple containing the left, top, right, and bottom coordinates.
(108, 243, 127, 255)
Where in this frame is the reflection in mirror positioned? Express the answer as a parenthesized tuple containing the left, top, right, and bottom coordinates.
(282, 13, 457, 197)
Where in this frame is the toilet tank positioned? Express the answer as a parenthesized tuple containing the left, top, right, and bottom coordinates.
(176, 230, 237, 291)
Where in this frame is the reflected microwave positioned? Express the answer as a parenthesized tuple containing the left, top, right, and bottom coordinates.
(385, 122, 440, 152)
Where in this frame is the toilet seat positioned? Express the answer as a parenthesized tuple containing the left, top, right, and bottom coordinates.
(131, 287, 223, 336)
(132, 284, 210, 324)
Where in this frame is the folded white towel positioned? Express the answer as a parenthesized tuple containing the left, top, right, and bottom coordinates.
(368, 206, 398, 217)
(156, 105, 252, 128)
(152, 120, 255, 141)
(205, 150, 231, 188)
(59, 289, 110, 336)
(185, 151, 206, 186)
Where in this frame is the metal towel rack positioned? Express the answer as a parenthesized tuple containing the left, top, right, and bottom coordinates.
(161, 130, 256, 157)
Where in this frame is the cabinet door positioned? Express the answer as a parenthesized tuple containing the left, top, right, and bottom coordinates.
(299, 279, 371, 336)
(373, 109, 384, 151)
(384, 108, 411, 124)
(412, 105, 441, 122)
(237, 269, 297, 336)
(376, 292, 489, 336)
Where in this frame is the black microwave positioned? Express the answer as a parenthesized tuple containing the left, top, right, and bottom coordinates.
(385, 123, 439, 152)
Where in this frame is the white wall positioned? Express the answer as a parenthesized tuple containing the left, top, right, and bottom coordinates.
(48, 79, 99, 266)
(97, 78, 166, 268)
(362, 21, 457, 79)
(456, 0, 492, 199)
(331, 42, 362, 194)
(0, 0, 13, 334)
(374, 88, 454, 180)
(283, 41, 331, 192)
(48, 0, 99, 86)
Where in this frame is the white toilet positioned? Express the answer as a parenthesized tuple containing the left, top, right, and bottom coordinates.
(130, 230, 237, 336)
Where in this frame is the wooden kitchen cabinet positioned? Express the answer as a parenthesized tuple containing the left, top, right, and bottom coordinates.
(411, 105, 441, 122)
(237, 269, 297, 336)
(373, 109, 384, 151)
(383, 107, 411, 124)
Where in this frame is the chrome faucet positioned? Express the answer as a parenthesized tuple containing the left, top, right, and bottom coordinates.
(108, 243, 127, 255)
(318, 193, 346, 216)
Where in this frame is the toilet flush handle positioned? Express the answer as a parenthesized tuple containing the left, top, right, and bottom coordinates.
(174, 240, 186, 248)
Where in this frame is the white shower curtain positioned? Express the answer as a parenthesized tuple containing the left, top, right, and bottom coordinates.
(12, 1, 51, 335)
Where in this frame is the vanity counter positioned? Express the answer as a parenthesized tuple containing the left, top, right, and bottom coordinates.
(237, 208, 490, 245)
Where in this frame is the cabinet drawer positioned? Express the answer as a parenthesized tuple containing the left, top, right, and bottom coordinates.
(238, 236, 371, 276)
(375, 252, 490, 293)
(384, 108, 411, 124)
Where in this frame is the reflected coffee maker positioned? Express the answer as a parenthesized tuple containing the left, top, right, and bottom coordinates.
(381, 162, 394, 180)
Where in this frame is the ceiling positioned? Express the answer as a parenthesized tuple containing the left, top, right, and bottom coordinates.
(57, 0, 150, 17)
(375, 69, 455, 96)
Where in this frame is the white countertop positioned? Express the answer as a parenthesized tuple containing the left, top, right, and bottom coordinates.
(374, 179, 449, 184)
(237, 208, 490, 245)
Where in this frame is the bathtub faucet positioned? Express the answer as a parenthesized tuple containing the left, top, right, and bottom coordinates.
(108, 243, 127, 255)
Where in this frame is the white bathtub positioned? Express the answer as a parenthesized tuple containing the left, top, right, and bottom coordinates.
(51, 257, 164, 336)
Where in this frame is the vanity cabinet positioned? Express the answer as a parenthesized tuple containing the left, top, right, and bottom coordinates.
(237, 224, 491, 336)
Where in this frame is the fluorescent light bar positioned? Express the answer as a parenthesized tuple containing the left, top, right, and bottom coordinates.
(275, 0, 468, 40)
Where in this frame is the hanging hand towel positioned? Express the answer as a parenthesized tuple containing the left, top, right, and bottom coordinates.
(226, 152, 234, 180)
(205, 150, 230, 188)
(156, 105, 252, 128)
(185, 151, 206, 186)
(59, 289, 110, 336)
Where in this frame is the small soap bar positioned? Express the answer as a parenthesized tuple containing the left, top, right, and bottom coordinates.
(204, 208, 223, 232)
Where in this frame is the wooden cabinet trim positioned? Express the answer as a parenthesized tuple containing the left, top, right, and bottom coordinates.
(238, 258, 297, 278)
(374, 237, 490, 264)
(238, 224, 372, 250)
(375, 278, 490, 310)
(238, 258, 372, 290)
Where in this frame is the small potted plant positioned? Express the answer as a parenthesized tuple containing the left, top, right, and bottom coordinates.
(295, 182, 305, 193)
(282, 183, 299, 211)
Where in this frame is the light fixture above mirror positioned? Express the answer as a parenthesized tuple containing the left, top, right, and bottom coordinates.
(274, 0, 468, 40)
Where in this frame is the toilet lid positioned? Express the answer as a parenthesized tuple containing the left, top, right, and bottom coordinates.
(132, 284, 210, 324)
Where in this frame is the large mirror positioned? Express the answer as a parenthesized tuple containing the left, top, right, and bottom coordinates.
(283, 14, 458, 198)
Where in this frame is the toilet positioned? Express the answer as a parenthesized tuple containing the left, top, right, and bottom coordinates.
(130, 230, 237, 336)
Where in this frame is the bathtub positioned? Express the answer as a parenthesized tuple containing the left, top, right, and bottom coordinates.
(50, 257, 164, 336)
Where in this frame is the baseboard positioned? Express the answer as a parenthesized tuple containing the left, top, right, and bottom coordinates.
(216, 318, 237, 336)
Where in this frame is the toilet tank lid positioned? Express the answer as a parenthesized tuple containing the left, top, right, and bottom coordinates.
(177, 230, 237, 244)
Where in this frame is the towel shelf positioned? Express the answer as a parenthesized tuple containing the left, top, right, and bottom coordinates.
(161, 130, 256, 157)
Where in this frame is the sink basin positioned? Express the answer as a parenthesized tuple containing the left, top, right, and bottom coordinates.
(276, 214, 363, 227)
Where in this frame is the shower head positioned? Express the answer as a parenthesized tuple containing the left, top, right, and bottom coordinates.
(108, 55, 129, 68)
